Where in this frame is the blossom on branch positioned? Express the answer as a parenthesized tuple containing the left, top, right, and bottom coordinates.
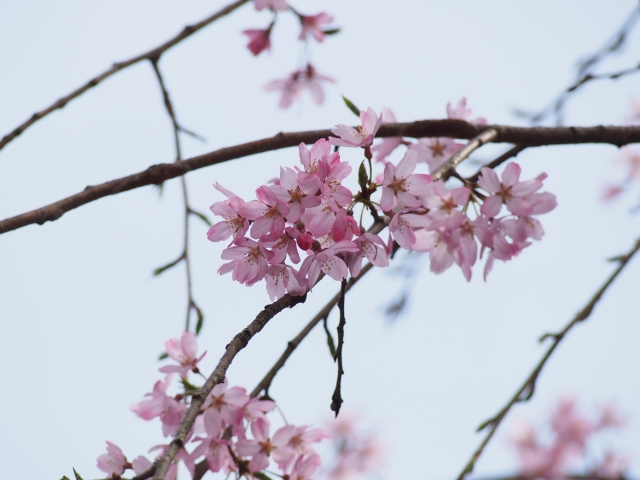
(266, 64, 334, 108)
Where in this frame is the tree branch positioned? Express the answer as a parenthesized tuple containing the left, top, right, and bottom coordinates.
(456, 236, 640, 480)
(4, 122, 640, 235)
(151, 291, 308, 480)
(0, 0, 249, 153)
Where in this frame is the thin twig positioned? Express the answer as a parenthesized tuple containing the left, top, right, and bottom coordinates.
(150, 58, 201, 333)
(249, 261, 376, 398)
(0, 0, 249, 153)
(4, 121, 640, 235)
(516, 5, 640, 125)
(330, 279, 348, 416)
(455, 237, 640, 480)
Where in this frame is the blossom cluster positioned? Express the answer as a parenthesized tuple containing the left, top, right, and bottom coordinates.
(207, 103, 557, 297)
(243, 0, 336, 108)
(511, 398, 629, 480)
(97, 332, 329, 480)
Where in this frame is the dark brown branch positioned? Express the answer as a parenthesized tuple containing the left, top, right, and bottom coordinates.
(4, 121, 640, 235)
(330, 279, 348, 416)
(456, 237, 640, 480)
(152, 292, 308, 480)
(250, 261, 375, 398)
(0, 0, 249, 152)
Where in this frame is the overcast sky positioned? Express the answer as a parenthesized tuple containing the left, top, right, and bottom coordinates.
(1, 1, 640, 479)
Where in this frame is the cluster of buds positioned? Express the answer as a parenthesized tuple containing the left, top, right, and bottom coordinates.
(208, 103, 557, 298)
(243, 0, 337, 108)
(97, 332, 329, 480)
(511, 398, 629, 480)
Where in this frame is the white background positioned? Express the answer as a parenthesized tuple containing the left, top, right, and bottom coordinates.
(1, 1, 639, 479)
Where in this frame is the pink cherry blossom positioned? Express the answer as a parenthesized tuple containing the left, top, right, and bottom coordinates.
(236, 417, 296, 472)
(446, 97, 487, 124)
(330, 107, 383, 148)
(380, 149, 432, 211)
(130, 374, 187, 437)
(265, 64, 334, 108)
(420, 182, 470, 220)
(97, 441, 128, 477)
(479, 163, 555, 217)
(254, 0, 288, 11)
(299, 139, 331, 174)
(408, 137, 465, 172)
(301, 197, 340, 238)
(265, 264, 306, 300)
(159, 331, 207, 378)
(272, 167, 322, 222)
(331, 209, 359, 242)
(372, 107, 403, 162)
(191, 436, 235, 474)
(346, 232, 389, 277)
(298, 240, 359, 288)
(317, 155, 353, 206)
(131, 455, 153, 476)
(207, 184, 250, 242)
(202, 381, 250, 436)
(299, 12, 334, 42)
(243, 25, 272, 56)
(219, 238, 274, 286)
(240, 185, 290, 238)
(260, 228, 301, 265)
(389, 209, 431, 250)
(290, 453, 322, 480)
(591, 452, 630, 480)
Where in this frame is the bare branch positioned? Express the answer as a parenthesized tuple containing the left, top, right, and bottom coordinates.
(3, 122, 640, 235)
(456, 237, 640, 480)
(0, 0, 249, 152)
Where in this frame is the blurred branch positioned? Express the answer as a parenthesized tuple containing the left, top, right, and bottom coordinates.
(4, 121, 640, 234)
(516, 5, 640, 124)
(0, 0, 249, 153)
(330, 279, 347, 416)
(456, 236, 640, 480)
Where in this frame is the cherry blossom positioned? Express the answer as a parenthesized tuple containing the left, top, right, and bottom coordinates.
(130, 374, 187, 437)
(298, 240, 359, 288)
(380, 149, 432, 211)
(266, 64, 334, 108)
(254, 0, 288, 11)
(236, 417, 296, 472)
(372, 107, 403, 162)
(243, 25, 272, 56)
(299, 13, 334, 42)
(219, 238, 274, 286)
(97, 441, 128, 477)
(330, 107, 383, 148)
(159, 331, 206, 378)
(265, 264, 306, 300)
(447, 97, 487, 124)
(409, 137, 465, 172)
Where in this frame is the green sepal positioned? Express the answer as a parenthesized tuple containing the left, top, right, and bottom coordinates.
(358, 161, 369, 190)
(181, 378, 201, 392)
(323, 28, 341, 35)
(158, 351, 169, 360)
(342, 96, 361, 117)
(152, 254, 183, 276)
(253, 472, 273, 480)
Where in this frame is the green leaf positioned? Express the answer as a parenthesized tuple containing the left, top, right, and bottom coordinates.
(342, 95, 361, 117)
(194, 304, 205, 335)
(322, 317, 337, 358)
(181, 377, 201, 391)
(158, 351, 169, 360)
(152, 254, 184, 276)
(323, 28, 341, 35)
(253, 472, 273, 480)
(73, 469, 84, 480)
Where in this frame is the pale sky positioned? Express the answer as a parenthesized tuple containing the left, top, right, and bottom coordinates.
(1, 1, 639, 479)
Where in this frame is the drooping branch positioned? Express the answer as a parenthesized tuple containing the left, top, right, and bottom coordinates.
(151, 291, 308, 480)
(0, 0, 249, 153)
(3, 121, 640, 235)
(250, 262, 375, 399)
(516, 4, 640, 124)
(150, 58, 204, 334)
(455, 236, 640, 480)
